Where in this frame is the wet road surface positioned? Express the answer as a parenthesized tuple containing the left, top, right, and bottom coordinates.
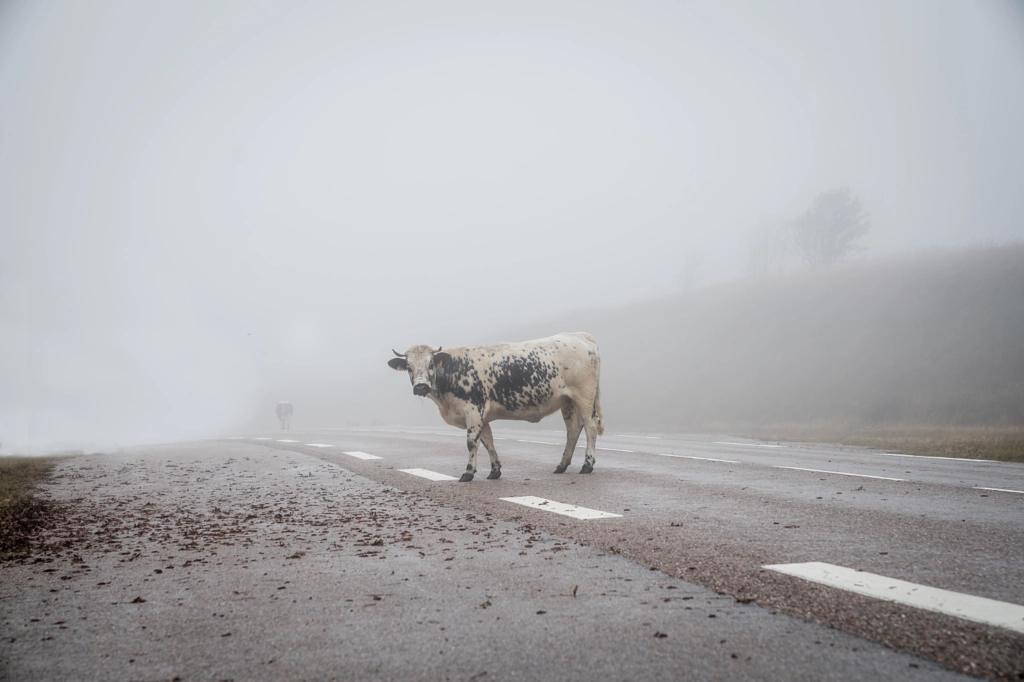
(1, 426, 1020, 680)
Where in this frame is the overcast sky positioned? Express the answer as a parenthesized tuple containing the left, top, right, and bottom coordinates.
(2, 0, 1023, 451)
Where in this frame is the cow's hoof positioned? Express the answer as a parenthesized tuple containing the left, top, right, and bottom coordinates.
(553, 466, 567, 474)
(579, 464, 593, 474)
(459, 473, 474, 482)
(487, 468, 501, 480)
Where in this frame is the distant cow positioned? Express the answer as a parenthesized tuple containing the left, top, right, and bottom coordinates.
(276, 401, 293, 430)
(388, 333, 604, 482)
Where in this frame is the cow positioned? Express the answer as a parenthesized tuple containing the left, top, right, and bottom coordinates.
(388, 332, 604, 482)
(276, 401, 293, 430)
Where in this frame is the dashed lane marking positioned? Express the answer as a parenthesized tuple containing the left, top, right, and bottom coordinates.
(399, 468, 459, 481)
(764, 561, 1024, 635)
(518, 439, 560, 445)
(713, 441, 785, 448)
(305, 443, 334, 448)
(277, 439, 299, 443)
(341, 451, 383, 460)
(975, 486, 1024, 495)
(774, 466, 905, 481)
(499, 496, 622, 520)
(597, 447, 635, 453)
(659, 453, 740, 464)
(876, 452, 996, 463)
(251, 437, 271, 441)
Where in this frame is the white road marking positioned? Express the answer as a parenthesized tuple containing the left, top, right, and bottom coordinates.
(774, 466, 905, 481)
(597, 447, 634, 453)
(341, 451, 383, 460)
(617, 435, 663, 440)
(304, 443, 334, 448)
(875, 452, 995, 463)
(251, 437, 271, 440)
(518, 439, 559, 445)
(764, 561, 1024, 635)
(277, 439, 299, 443)
(434, 432, 462, 437)
(225, 436, 245, 439)
(975, 486, 1024, 495)
(713, 441, 785, 448)
(399, 468, 458, 481)
(659, 453, 740, 464)
(500, 496, 622, 520)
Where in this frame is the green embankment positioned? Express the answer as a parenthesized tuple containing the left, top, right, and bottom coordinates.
(0, 457, 61, 560)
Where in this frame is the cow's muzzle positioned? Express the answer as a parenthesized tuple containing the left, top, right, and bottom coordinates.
(413, 383, 431, 397)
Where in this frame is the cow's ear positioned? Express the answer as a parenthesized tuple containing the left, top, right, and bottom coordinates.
(388, 358, 408, 371)
(433, 352, 452, 368)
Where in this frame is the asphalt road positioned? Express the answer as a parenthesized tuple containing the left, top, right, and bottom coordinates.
(2, 425, 1022, 681)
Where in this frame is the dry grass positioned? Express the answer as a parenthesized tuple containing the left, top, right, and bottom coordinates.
(732, 422, 1024, 462)
(0, 456, 63, 560)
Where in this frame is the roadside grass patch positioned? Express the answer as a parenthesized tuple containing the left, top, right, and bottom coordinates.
(0, 456, 63, 560)
(736, 423, 1024, 463)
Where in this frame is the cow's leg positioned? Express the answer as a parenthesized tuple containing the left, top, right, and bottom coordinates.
(554, 403, 584, 474)
(459, 410, 484, 482)
(479, 423, 502, 479)
(576, 397, 598, 474)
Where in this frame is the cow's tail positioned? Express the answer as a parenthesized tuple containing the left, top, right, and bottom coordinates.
(594, 383, 605, 436)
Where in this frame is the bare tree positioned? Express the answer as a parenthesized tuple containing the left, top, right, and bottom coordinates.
(790, 187, 870, 266)
(747, 220, 794, 278)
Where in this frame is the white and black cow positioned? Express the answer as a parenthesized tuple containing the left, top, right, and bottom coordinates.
(276, 401, 293, 430)
(388, 332, 604, 482)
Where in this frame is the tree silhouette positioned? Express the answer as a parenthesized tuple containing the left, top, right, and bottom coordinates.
(790, 187, 870, 266)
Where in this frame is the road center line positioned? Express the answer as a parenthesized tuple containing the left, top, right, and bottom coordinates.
(518, 439, 560, 445)
(399, 468, 458, 481)
(304, 443, 334, 448)
(975, 486, 1024, 495)
(500, 496, 622, 520)
(774, 466, 905, 481)
(597, 447, 635, 453)
(341, 451, 383, 460)
(276, 439, 299, 443)
(250, 437, 270, 441)
(764, 561, 1024, 634)
(659, 454, 740, 463)
(714, 441, 785, 448)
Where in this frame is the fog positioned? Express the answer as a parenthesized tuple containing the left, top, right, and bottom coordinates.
(2, 1, 1023, 451)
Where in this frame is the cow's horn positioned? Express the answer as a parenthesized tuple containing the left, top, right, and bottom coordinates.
(434, 346, 442, 353)
(392, 349, 406, 358)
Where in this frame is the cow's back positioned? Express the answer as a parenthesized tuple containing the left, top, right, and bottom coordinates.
(448, 333, 599, 421)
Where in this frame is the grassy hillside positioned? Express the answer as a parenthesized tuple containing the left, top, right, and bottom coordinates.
(569, 244, 1024, 430)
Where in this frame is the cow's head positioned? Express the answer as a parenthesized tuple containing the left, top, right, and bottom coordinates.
(388, 345, 452, 397)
